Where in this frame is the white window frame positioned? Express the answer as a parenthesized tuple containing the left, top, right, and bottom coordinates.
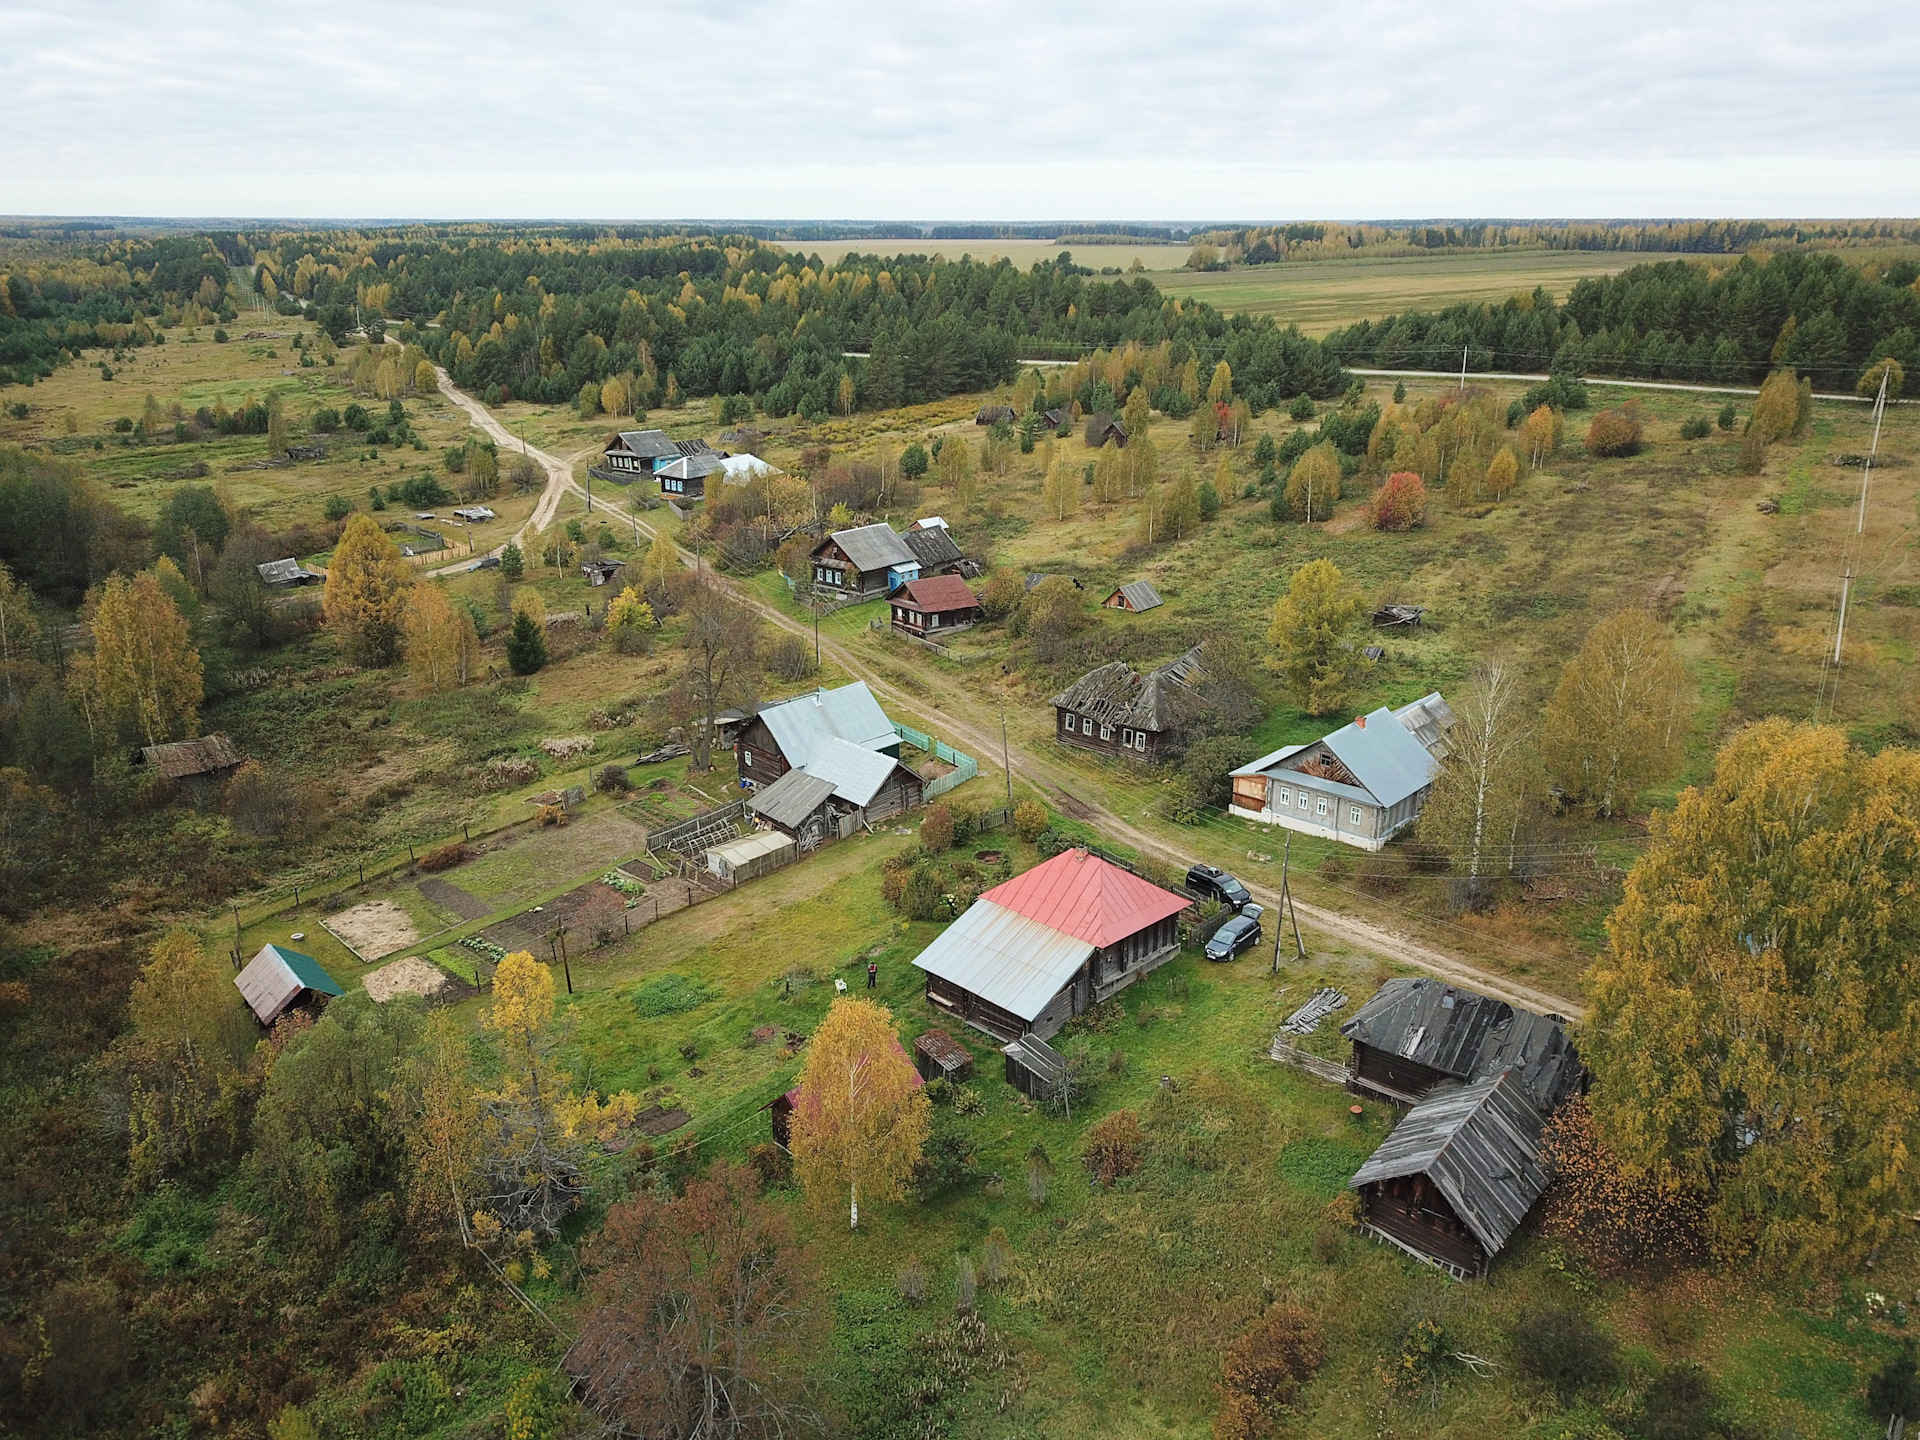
(1120, 727, 1133, 746)
(1349, 805, 1363, 825)
(1134, 730, 1147, 752)
(1099, 723, 1113, 741)
(1277, 787, 1291, 809)
(928, 613, 940, 629)
(1298, 792, 1310, 812)
(1316, 797, 1329, 816)
(1063, 713, 1076, 733)
(743, 751, 753, 768)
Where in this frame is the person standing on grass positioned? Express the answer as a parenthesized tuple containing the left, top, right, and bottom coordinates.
(867, 960, 878, 989)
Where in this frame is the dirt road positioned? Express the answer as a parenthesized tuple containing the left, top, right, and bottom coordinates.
(430, 367, 1584, 1018)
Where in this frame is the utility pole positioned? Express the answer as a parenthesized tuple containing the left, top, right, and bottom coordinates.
(813, 599, 821, 668)
(1459, 344, 1467, 392)
(1001, 709, 1012, 807)
(1824, 366, 1891, 717)
(585, 465, 592, 515)
(1272, 833, 1305, 973)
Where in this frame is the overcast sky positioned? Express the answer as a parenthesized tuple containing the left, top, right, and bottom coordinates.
(2, 1, 1916, 221)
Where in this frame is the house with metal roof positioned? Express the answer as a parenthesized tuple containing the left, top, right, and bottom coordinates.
(658, 451, 725, 502)
(1336, 976, 1583, 1278)
(601, 428, 681, 478)
(913, 848, 1191, 1041)
(1049, 647, 1208, 763)
(1102, 579, 1163, 613)
(809, 523, 920, 598)
(235, 943, 345, 1026)
(1227, 692, 1455, 850)
(736, 680, 901, 786)
(901, 520, 966, 576)
(748, 734, 925, 845)
(1349, 1069, 1552, 1279)
(256, 557, 322, 587)
(890, 575, 980, 639)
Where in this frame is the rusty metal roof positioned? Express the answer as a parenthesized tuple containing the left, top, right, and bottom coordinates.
(983, 848, 1190, 950)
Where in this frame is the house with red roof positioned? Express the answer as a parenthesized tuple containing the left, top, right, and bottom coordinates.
(889, 574, 981, 639)
(911, 847, 1192, 1041)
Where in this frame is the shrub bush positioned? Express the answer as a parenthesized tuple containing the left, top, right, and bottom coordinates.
(1371, 470, 1427, 531)
(746, 1142, 789, 1190)
(1082, 1109, 1143, 1186)
(1510, 1305, 1619, 1399)
(1288, 394, 1317, 422)
(1215, 1305, 1326, 1438)
(1584, 407, 1643, 457)
(593, 763, 632, 794)
(921, 804, 955, 853)
(1678, 414, 1712, 440)
(766, 631, 816, 681)
(418, 842, 469, 872)
(1013, 800, 1049, 842)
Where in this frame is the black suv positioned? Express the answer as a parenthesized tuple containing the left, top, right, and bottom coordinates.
(1205, 905, 1264, 962)
(1186, 863, 1251, 910)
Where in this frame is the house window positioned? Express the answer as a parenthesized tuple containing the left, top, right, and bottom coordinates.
(1277, 787, 1291, 809)
(1298, 792, 1310, 812)
(1134, 731, 1147, 752)
(1349, 806, 1362, 825)
(1099, 724, 1113, 741)
(928, 614, 940, 629)
(1063, 713, 1076, 733)
(743, 751, 753, 768)
(1120, 728, 1133, 746)
(1316, 797, 1329, 816)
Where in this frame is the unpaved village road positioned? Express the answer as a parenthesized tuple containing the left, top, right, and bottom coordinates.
(433, 364, 1585, 1019)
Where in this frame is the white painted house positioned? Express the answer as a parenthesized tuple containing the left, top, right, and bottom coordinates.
(1228, 693, 1454, 850)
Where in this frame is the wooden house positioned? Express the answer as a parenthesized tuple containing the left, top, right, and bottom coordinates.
(735, 680, 900, 785)
(1049, 647, 1206, 763)
(138, 733, 245, 792)
(748, 736, 925, 845)
(1339, 977, 1584, 1279)
(976, 404, 1016, 425)
(1227, 693, 1454, 850)
(235, 943, 344, 1026)
(1083, 413, 1128, 449)
(658, 451, 723, 502)
(809, 523, 920, 598)
(601, 428, 681, 478)
(1042, 407, 1073, 430)
(256, 557, 322, 587)
(890, 575, 980, 638)
(1102, 579, 1162, 613)
(580, 559, 625, 587)
(913, 848, 1191, 1042)
(902, 518, 966, 576)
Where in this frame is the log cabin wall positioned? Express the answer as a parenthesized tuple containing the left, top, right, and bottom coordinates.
(1359, 1178, 1489, 1277)
(1351, 1043, 1453, 1102)
(736, 717, 793, 784)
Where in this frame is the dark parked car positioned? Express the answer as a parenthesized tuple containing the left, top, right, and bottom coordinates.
(1205, 905, 1264, 962)
(469, 555, 502, 571)
(1186, 863, 1251, 909)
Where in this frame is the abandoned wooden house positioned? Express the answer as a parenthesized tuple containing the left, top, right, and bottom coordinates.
(890, 575, 981, 639)
(1049, 646, 1206, 763)
(1083, 413, 1128, 448)
(913, 847, 1191, 1042)
(1227, 693, 1455, 850)
(901, 518, 966, 576)
(1372, 604, 1426, 629)
(138, 733, 245, 790)
(600, 428, 682, 478)
(1042, 407, 1072, 430)
(735, 680, 901, 785)
(1339, 976, 1585, 1278)
(235, 943, 345, 1026)
(580, 559, 625, 587)
(747, 735, 925, 845)
(809, 523, 920, 598)
(975, 404, 1016, 425)
(1102, 579, 1162, 613)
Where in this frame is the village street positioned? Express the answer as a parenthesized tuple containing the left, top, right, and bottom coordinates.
(431, 364, 1584, 1019)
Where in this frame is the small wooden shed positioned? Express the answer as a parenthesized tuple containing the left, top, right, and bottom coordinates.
(914, 1028, 975, 1085)
(976, 404, 1016, 425)
(1103, 580, 1163, 613)
(1004, 1033, 1068, 1101)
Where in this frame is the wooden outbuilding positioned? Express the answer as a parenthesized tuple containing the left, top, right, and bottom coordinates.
(1338, 975, 1582, 1111)
(1102, 580, 1162, 613)
(235, 943, 344, 1027)
(705, 829, 796, 883)
(890, 575, 980, 638)
(736, 681, 900, 785)
(914, 1028, 975, 1084)
(1049, 647, 1205, 763)
(1083, 414, 1128, 449)
(901, 518, 966, 576)
(976, 404, 1016, 425)
(1042, 407, 1072, 430)
(138, 733, 245, 788)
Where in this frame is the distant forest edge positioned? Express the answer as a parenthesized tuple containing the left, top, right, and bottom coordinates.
(3, 227, 1919, 416)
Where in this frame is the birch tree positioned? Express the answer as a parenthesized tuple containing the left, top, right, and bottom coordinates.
(1541, 609, 1689, 816)
(790, 998, 929, 1229)
(403, 582, 480, 691)
(84, 568, 202, 745)
(1417, 658, 1536, 896)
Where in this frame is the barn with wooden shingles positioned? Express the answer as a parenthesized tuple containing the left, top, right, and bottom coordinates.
(139, 733, 245, 785)
(1339, 976, 1583, 1278)
(1049, 646, 1205, 762)
(913, 848, 1190, 1042)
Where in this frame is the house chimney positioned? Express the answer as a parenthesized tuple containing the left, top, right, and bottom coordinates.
(1355, 715, 1366, 728)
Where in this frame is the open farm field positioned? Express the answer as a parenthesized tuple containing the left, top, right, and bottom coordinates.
(1152, 250, 1647, 333)
(779, 237, 1193, 272)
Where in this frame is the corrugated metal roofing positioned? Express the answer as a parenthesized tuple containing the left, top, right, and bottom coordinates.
(983, 848, 1190, 950)
(1349, 1070, 1550, 1256)
(801, 736, 903, 807)
(141, 733, 244, 780)
(828, 523, 917, 573)
(912, 899, 1096, 1020)
(256, 557, 319, 586)
(1340, 976, 1583, 1114)
(1392, 692, 1457, 759)
(894, 575, 978, 612)
(659, 452, 724, 480)
(1232, 705, 1439, 810)
(1109, 580, 1163, 611)
(706, 829, 794, 866)
(749, 768, 837, 829)
(234, 944, 342, 1025)
(611, 429, 679, 459)
(756, 682, 897, 769)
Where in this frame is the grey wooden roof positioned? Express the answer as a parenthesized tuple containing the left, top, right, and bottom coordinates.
(140, 733, 244, 780)
(1049, 646, 1205, 734)
(903, 525, 963, 569)
(823, 522, 916, 573)
(1340, 976, 1582, 1115)
(1350, 1069, 1550, 1257)
(610, 429, 679, 459)
(674, 437, 714, 456)
(749, 768, 838, 829)
(1109, 580, 1163, 611)
(659, 452, 724, 480)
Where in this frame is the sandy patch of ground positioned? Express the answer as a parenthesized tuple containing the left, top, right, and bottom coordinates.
(324, 900, 421, 961)
(363, 955, 461, 1004)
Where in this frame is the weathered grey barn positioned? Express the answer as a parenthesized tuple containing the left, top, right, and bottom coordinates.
(1049, 646, 1206, 763)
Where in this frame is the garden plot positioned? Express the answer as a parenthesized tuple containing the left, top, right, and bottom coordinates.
(444, 810, 649, 909)
(362, 955, 471, 1005)
(323, 899, 421, 961)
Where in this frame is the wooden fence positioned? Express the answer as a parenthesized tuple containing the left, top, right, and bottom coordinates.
(891, 722, 978, 799)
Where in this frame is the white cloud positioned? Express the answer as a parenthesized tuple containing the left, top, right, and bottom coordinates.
(0, 0, 1915, 217)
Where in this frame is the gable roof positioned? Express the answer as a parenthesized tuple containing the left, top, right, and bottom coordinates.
(235, 943, 343, 1025)
(749, 767, 839, 829)
(912, 898, 1096, 1021)
(140, 733, 244, 780)
(801, 735, 908, 807)
(976, 404, 1016, 423)
(1349, 1069, 1551, 1257)
(754, 681, 897, 768)
(1393, 692, 1456, 759)
(1340, 976, 1582, 1115)
(1049, 647, 1206, 734)
(608, 428, 679, 460)
(256, 557, 320, 586)
(674, 437, 714, 456)
(1108, 580, 1163, 612)
(1231, 703, 1440, 810)
(822, 522, 916, 573)
(983, 848, 1190, 950)
(894, 574, 978, 613)
(1043, 407, 1072, 427)
(902, 525, 964, 569)
(659, 452, 724, 480)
